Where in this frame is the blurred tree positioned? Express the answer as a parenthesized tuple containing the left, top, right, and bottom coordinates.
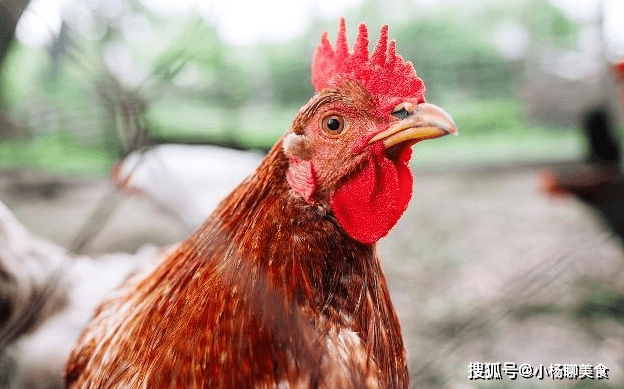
(395, 0, 578, 101)
(0, 0, 584, 158)
(264, 39, 314, 107)
(148, 15, 253, 146)
(1, 1, 258, 156)
(260, 0, 579, 108)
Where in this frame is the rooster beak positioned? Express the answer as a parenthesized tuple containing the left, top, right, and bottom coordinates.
(368, 102, 458, 148)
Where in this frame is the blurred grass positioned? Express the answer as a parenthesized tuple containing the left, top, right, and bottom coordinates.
(440, 96, 528, 135)
(0, 135, 113, 175)
(146, 99, 297, 148)
(413, 128, 584, 168)
(0, 97, 588, 175)
(413, 96, 585, 167)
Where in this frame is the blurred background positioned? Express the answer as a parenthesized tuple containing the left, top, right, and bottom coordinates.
(1, 0, 624, 388)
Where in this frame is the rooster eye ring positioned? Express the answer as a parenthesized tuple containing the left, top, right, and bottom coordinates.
(321, 115, 346, 135)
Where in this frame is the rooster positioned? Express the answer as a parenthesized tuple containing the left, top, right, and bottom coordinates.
(540, 61, 624, 241)
(65, 20, 457, 388)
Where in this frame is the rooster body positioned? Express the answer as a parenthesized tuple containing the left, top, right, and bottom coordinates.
(67, 146, 402, 387)
(66, 20, 456, 388)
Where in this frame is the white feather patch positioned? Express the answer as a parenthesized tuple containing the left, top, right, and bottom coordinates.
(282, 133, 307, 157)
(322, 327, 380, 389)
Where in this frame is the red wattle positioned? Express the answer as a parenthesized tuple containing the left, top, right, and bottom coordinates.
(330, 142, 414, 244)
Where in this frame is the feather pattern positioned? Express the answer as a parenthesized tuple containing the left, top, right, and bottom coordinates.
(65, 143, 409, 388)
(58, 18, 459, 389)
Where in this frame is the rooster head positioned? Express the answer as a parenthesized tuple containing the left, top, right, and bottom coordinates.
(283, 19, 457, 244)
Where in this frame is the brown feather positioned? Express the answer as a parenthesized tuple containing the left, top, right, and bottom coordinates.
(65, 140, 408, 388)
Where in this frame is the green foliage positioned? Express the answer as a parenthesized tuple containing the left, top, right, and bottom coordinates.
(412, 125, 584, 168)
(0, 0, 586, 175)
(0, 135, 112, 175)
(152, 16, 252, 106)
(396, 14, 494, 63)
(259, 37, 315, 106)
(442, 97, 528, 135)
(520, 0, 579, 47)
(1, 43, 49, 107)
(151, 17, 222, 81)
(267, 53, 314, 106)
(146, 98, 295, 149)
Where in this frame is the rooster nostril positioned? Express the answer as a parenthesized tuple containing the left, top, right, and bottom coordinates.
(392, 107, 410, 120)
(392, 102, 415, 120)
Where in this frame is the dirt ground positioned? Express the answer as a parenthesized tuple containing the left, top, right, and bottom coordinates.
(1, 162, 623, 388)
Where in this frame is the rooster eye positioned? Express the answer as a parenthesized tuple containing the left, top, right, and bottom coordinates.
(321, 115, 346, 135)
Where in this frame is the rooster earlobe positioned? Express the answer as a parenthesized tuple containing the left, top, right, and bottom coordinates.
(286, 158, 316, 203)
(283, 133, 316, 202)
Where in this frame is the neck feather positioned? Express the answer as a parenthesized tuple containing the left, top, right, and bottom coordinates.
(151, 141, 408, 386)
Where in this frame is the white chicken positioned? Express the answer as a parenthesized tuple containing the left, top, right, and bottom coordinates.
(112, 144, 263, 229)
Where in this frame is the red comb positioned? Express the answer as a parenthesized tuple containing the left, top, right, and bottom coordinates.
(312, 19, 425, 102)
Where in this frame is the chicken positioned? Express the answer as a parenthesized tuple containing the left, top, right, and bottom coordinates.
(0, 197, 160, 389)
(539, 61, 624, 241)
(111, 144, 263, 230)
(0, 199, 69, 352)
(540, 163, 624, 240)
(65, 20, 457, 388)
